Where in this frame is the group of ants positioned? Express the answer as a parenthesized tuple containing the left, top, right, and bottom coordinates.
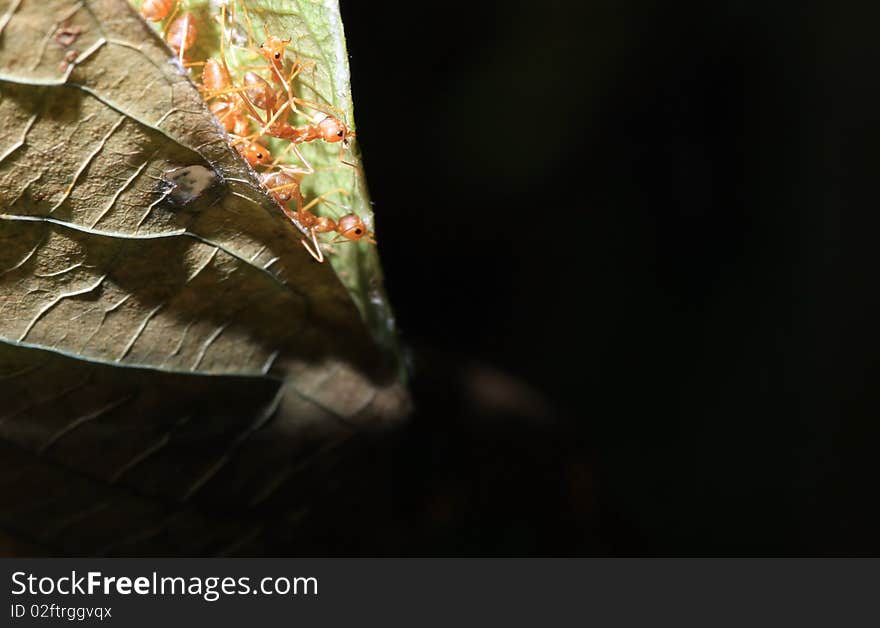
(141, 0, 374, 263)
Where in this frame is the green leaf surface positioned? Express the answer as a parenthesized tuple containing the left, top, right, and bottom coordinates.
(0, 0, 407, 555)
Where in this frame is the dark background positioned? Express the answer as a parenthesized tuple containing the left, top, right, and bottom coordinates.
(336, 0, 880, 554)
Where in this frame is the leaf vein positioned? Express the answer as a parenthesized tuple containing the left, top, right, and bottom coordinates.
(18, 274, 108, 342)
(50, 113, 126, 213)
(116, 302, 163, 362)
(39, 395, 134, 453)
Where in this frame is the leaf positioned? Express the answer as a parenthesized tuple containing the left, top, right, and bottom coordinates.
(0, 0, 408, 554)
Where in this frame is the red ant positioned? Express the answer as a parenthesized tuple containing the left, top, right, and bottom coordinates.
(259, 168, 372, 261)
(259, 169, 340, 261)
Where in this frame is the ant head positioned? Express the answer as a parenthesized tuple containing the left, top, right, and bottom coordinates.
(260, 34, 291, 62)
(237, 141, 271, 167)
(336, 214, 372, 242)
(316, 115, 349, 143)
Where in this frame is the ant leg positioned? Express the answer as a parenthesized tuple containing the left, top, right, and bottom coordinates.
(213, 105, 235, 126)
(310, 196, 353, 221)
(291, 95, 346, 120)
(202, 84, 241, 99)
(267, 140, 297, 167)
(219, 2, 231, 68)
(284, 63, 311, 115)
(258, 99, 290, 135)
(226, 0, 236, 30)
(266, 144, 313, 175)
(162, 0, 181, 36)
(238, 0, 256, 48)
(286, 56, 317, 79)
(296, 187, 350, 214)
(204, 84, 265, 103)
(227, 132, 265, 147)
(236, 60, 311, 77)
(248, 58, 311, 119)
(290, 143, 315, 174)
(218, 0, 253, 124)
(216, 4, 266, 130)
(271, 60, 307, 117)
(267, 181, 303, 195)
(234, 89, 267, 127)
(336, 143, 363, 175)
(300, 230, 324, 263)
(328, 232, 377, 246)
(270, 185, 350, 219)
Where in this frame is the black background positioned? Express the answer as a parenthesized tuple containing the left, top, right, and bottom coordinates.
(334, 0, 880, 554)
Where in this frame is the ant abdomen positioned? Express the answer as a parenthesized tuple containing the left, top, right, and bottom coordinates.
(261, 171, 303, 206)
(202, 58, 231, 93)
(244, 72, 276, 111)
(141, 0, 174, 21)
(166, 13, 197, 60)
